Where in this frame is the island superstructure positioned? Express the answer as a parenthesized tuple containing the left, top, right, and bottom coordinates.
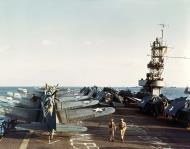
(139, 26, 168, 96)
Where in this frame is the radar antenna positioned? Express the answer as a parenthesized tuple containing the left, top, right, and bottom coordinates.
(158, 24, 166, 40)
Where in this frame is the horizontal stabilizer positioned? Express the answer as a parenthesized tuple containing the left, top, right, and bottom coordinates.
(16, 123, 87, 133)
(56, 124, 87, 132)
(16, 123, 47, 131)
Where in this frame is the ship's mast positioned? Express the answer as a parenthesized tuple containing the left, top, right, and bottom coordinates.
(139, 25, 167, 96)
(159, 24, 165, 40)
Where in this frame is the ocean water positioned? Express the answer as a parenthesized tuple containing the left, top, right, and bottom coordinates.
(0, 87, 34, 96)
(0, 86, 188, 100)
(116, 87, 187, 100)
(161, 87, 188, 100)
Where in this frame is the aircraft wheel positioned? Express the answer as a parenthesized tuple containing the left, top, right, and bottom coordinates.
(4, 122, 9, 130)
(153, 110, 158, 117)
(188, 122, 190, 128)
(184, 120, 190, 128)
(175, 111, 181, 121)
(144, 104, 150, 114)
(0, 126, 5, 137)
(139, 107, 142, 112)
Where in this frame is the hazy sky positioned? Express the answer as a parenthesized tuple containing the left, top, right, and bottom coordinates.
(0, 0, 190, 87)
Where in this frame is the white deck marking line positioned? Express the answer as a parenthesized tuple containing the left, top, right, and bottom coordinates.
(19, 136, 30, 149)
(19, 131, 33, 149)
(70, 134, 99, 149)
(36, 139, 61, 144)
(32, 132, 61, 145)
(48, 140, 60, 145)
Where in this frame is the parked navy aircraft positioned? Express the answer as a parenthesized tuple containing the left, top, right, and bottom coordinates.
(165, 94, 190, 126)
(34, 84, 93, 102)
(0, 84, 115, 140)
(138, 94, 169, 117)
(56, 87, 96, 102)
(165, 97, 187, 117)
(79, 86, 128, 107)
(184, 86, 190, 94)
(0, 115, 12, 138)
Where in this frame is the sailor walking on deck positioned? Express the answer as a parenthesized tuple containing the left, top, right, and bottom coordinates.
(119, 118, 127, 142)
(108, 118, 116, 142)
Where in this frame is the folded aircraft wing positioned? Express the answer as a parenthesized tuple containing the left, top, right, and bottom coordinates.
(58, 96, 91, 102)
(56, 91, 82, 97)
(16, 123, 47, 131)
(56, 100, 99, 109)
(0, 104, 42, 122)
(57, 107, 115, 123)
(165, 99, 187, 116)
(128, 97, 141, 102)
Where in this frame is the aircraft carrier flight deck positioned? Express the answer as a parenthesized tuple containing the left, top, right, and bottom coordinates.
(1, 107, 190, 149)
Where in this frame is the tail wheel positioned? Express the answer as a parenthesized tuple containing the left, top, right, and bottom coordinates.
(175, 111, 181, 120)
